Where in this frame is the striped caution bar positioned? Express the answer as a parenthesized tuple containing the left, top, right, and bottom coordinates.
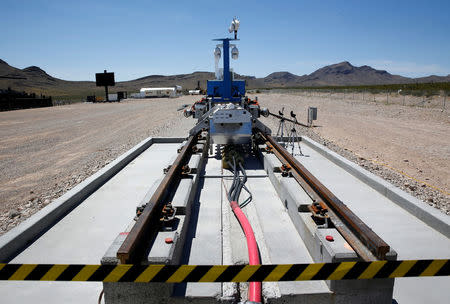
(0, 260, 448, 283)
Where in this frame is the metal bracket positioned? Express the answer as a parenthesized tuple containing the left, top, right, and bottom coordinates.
(160, 203, 177, 231)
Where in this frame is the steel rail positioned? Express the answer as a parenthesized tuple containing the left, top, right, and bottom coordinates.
(285, 166, 376, 261)
(117, 133, 200, 264)
(260, 132, 390, 260)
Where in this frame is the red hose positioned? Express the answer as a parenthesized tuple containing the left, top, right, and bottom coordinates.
(230, 201, 261, 303)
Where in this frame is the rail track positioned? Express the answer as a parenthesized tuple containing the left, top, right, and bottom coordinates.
(117, 132, 202, 264)
(116, 130, 391, 266)
(0, 134, 448, 304)
(259, 132, 390, 261)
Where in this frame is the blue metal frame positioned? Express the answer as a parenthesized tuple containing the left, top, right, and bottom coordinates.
(207, 38, 245, 102)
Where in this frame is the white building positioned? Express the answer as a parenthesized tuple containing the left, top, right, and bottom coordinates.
(140, 86, 182, 98)
(189, 89, 201, 95)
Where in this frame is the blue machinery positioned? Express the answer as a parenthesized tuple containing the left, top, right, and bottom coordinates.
(185, 18, 271, 145)
(207, 38, 245, 102)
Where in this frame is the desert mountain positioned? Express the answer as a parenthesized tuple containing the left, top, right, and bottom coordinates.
(1, 59, 448, 97)
(300, 61, 410, 86)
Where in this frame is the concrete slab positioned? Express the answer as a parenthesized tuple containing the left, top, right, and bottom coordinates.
(102, 143, 208, 303)
(295, 144, 450, 259)
(302, 136, 450, 238)
(315, 228, 357, 262)
(172, 178, 194, 215)
(183, 178, 223, 299)
(148, 216, 186, 264)
(294, 143, 450, 304)
(244, 176, 331, 299)
(0, 143, 179, 303)
(0, 136, 157, 262)
(2, 138, 447, 304)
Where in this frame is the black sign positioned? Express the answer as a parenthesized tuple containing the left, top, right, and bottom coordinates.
(96, 71, 115, 87)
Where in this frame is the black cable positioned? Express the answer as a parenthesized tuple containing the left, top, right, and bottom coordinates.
(237, 163, 253, 207)
(234, 162, 247, 201)
(231, 157, 240, 202)
(226, 155, 253, 208)
(227, 158, 238, 202)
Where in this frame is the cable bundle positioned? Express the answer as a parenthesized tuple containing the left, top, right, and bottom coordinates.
(227, 157, 253, 208)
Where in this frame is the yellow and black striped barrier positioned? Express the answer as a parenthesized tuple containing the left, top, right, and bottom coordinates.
(0, 260, 448, 283)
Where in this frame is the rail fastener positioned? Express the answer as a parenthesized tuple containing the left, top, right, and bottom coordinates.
(259, 132, 390, 261)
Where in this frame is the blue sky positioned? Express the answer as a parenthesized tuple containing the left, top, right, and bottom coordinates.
(1, 0, 449, 81)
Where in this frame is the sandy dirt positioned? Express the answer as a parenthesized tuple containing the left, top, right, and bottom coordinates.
(0, 93, 448, 234)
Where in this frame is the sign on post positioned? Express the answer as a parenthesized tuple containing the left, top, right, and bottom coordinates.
(95, 70, 115, 102)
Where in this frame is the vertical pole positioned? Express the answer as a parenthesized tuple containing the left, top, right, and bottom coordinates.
(403, 94, 405, 106)
(104, 70, 109, 102)
(222, 39, 231, 100)
(105, 86, 109, 102)
(444, 94, 446, 110)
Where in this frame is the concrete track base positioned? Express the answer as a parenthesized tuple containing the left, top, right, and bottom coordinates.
(0, 137, 448, 304)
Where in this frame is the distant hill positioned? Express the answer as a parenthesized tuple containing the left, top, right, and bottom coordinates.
(299, 61, 410, 86)
(1, 59, 449, 98)
(261, 62, 450, 87)
(0, 60, 95, 97)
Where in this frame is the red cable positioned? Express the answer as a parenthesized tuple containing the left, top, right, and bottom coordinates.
(230, 201, 261, 303)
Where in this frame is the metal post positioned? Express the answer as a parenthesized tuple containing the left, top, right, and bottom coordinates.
(105, 85, 109, 102)
(222, 39, 231, 100)
(102, 70, 110, 102)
